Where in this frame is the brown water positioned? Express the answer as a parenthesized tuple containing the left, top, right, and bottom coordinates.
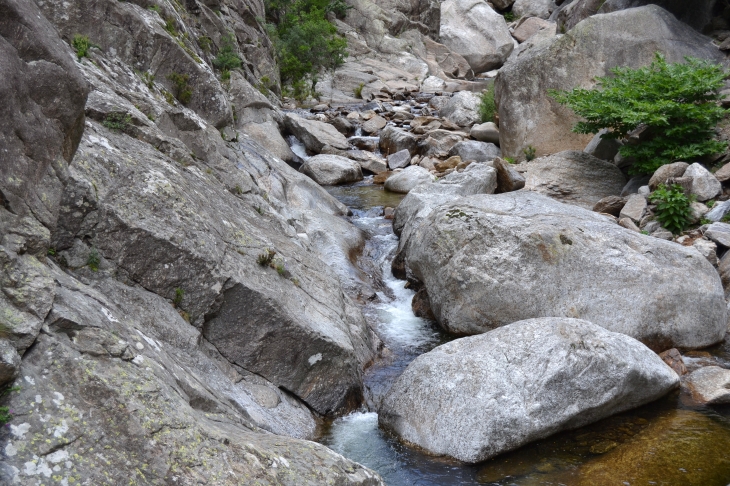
(320, 179, 730, 486)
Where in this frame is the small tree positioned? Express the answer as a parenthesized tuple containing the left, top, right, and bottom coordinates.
(550, 53, 728, 175)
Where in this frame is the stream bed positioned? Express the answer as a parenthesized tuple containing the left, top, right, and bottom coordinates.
(318, 180, 730, 486)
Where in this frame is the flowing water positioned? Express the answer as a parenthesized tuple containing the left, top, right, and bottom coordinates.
(317, 169, 730, 486)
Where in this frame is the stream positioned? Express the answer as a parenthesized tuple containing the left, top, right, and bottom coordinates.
(318, 178, 730, 486)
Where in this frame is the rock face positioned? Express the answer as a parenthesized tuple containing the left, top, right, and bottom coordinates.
(439, 0, 514, 73)
(495, 6, 725, 160)
(285, 113, 350, 153)
(300, 154, 364, 185)
(384, 166, 435, 193)
(524, 151, 626, 209)
(403, 192, 727, 349)
(380, 318, 679, 463)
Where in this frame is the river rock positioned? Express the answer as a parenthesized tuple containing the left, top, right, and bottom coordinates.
(448, 140, 501, 162)
(385, 166, 435, 193)
(439, 0, 514, 73)
(685, 163, 721, 201)
(648, 161, 689, 190)
(693, 238, 718, 265)
(495, 6, 724, 160)
(524, 151, 626, 209)
(593, 195, 626, 216)
(379, 317, 679, 463)
(300, 154, 364, 185)
(403, 191, 727, 349)
(362, 115, 387, 134)
(704, 222, 730, 248)
(388, 149, 413, 169)
(470, 122, 500, 143)
(619, 194, 647, 223)
(284, 113, 350, 153)
(659, 348, 687, 376)
(714, 160, 730, 182)
(706, 199, 730, 222)
(513, 0, 553, 19)
(380, 125, 418, 155)
(439, 91, 482, 127)
(685, 366, 730, 404)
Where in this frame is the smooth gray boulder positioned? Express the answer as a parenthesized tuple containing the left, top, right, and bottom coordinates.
(495, 6, 725, 160)
(380, 317, 679, 463)
(439, 91, 482, 127)
(470, 122, 500, 144)
(706, 199, 730, 222)
(448, 140, 501, 163)
(403, 192, 727, 350)
(380, 125, 418, 155)
(524, 151, 626, 209)
(385, 166, 435, 194)
(439, 0, 514, 73)
(300, 154, 364, 185)
(685, 163, 721, 202)
(685, 366, 730, 404)
(619, 194, 647, 223)
(284, 113, 350, 153)
(388, 149, 412, 169)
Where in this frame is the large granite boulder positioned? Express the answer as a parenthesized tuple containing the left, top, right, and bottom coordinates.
(300, 154, 364, 185)
(439, 0, 514, 73)
(285, 113, 350, 153)
(448, 140, 501, 162)
(384, 166, 435, 193)
(524, 151, 626, 209)
(380, 125, 418, 156)
(495, 6, 724, 160)
(380, 317, 679, 463)
(403, 192, 727, 350)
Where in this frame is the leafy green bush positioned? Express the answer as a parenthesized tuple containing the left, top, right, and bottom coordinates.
(213, 33, 242, 72)
(167, 72, 192, 105)
(102, 112, 132, 132)
(648, 183, 695, 235)
(551, 53, 728, 175)
(265, 0, 348, 100)
(72, 34, 90, 59)
(478, 84, 496, 123)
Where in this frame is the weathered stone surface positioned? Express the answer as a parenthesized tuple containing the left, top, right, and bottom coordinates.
(412, 288, 436, 320)
(403, 192, 727, 349)
(714, 160, 730, 182)
(0, 339, 20, 387)
(659, 348, 687, 376)
(704, 222, 730, 248)
(524, 151, 626, 209)
(584, 129, 622, 161)
(621, 175, 652, 196)
(685, 163, 722, 202)
(380, 318, 679, 463)
(512, 16, 555, 42)
(706, 199, 730, 222)
(593, 195, 626, 216)
(300, 154, 364, 185)
(648, 161, 689, 190)
(597, 0, 718, 32)
(448, 140, 501, 162)
(388, 149, 413, 169)
(242, 121, 296, 162)
(619, 194, 647, 223)
(380, 125, 418, 155)
(688, 201, 710, 224)
(685, 366, 730, 404)
(362, 115, 387, 134)
(513, 0, 554, 19)
(492, 157, 526, 193)
(470, 122, 500, 143)
(693, 238, 718, 265)
(439, 0, 514, 73)
(321, 146, 388, 174)
(435, 156, 462, 172)
(385, 166, 435, 193)
(439, 91, 482, 127)
(495, 6, 724, 160)
(285, 113, 350, 153)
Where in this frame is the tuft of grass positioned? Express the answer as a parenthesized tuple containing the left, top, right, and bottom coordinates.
(72, 34, 90, 60)
(148, 5, 161, 13)
(164, 17, 178, 36)
(173, 287, 184, 307)
(198, 36, 212, 52)
(504, 156, 515, 164)
(503, 12, 515, 22)
(167, 72, 192, 105)
(257, 248, 275, 266)
(523, 145, 536, 161)
(353, 83, 365, 99)
(87, 247, 100, 271)
(478, 84, 496, 123)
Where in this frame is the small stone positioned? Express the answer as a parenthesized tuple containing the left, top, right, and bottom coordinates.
(435, 156, 462, 172)
(619, 217, 641, 232)
(619, 194, 647, 223)
(685, 163, 721, 201)
(688, 201, 709, 224)
(706, 199, 730, 222)
(470, 122, 500, 144)
(593, 195, 626, 217)
(648, 162, 689, 190)
(693, 238, 718, 265)
(362, 115, 387, 134)
(373, 172, 394, 184)
(652, 229, 674, 240)
(704, 222, 730, 248)
(383, 207, 395, 219)
(492, 157, 525, 193)
(685, 366, 730, 404)
(388, 149, 412, 169)
(638, 185, 651, 197)
(714, 161, 730, 182)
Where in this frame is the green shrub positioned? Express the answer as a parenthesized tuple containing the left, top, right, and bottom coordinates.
(87, 247, 100, 271)
(478, 84, 496, 123)
(148, 5, 161, 13)
(265, 0, 348, 100)
(164, 17, 178, 36)
(198, 35, 212, 52)
(213, 33, 242, 72)
(648, 183, 695, 235)
(167, 72, 192, 105)
(72, 34, 90, 59)
(523, 145, 536, 161)
(102, 112, 132, 131)
(551, 53, 728, 175)
(173, 287, 184, 307)
(503, 12, 515, 22)
(141, 71, 155, 89)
